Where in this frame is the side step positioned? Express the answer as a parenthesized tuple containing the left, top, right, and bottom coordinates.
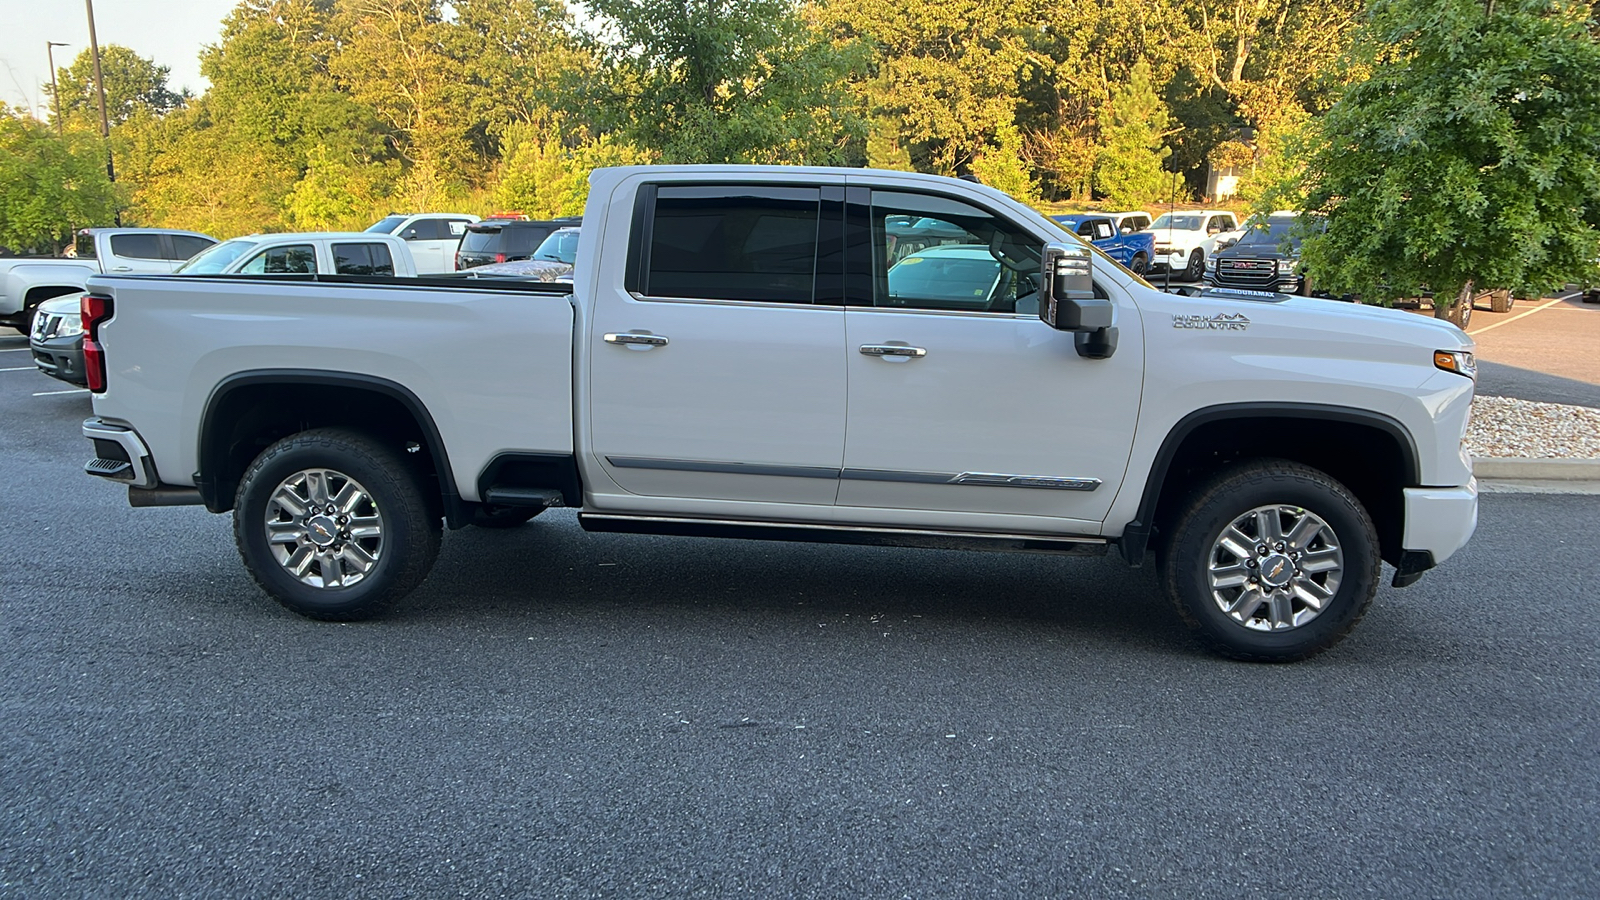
(482, 486, 565, 508)
(578, 513, 1106, 556)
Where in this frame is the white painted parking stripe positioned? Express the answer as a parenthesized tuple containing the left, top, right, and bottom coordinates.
(0, 347, 29, 352)
(1, 366, 39, 372)
(33, 389, 89, 396)
(1467, 293, 1575, 336)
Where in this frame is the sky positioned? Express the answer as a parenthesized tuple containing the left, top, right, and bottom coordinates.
(0, 0, 239, 117)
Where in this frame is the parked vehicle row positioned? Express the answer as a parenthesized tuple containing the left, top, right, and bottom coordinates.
(176, 233, 416, 277)
(2, 227, 217, 332)
(1050, 214, 1156, 275)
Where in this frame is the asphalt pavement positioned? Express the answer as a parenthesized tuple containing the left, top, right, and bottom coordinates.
(2, 331, 1598, 898)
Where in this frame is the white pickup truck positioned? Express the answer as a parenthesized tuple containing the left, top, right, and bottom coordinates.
(1, 228, 216, 332)
(77, 165, 1479, 661)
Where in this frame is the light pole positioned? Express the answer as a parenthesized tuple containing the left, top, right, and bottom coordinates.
(84, 0, 118, 224)
(46, 41, 68, 136)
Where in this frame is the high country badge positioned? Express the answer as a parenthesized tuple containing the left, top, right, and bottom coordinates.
(1173, 313, 1251, 331)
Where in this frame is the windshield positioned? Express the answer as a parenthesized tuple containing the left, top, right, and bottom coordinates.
(533, 230, 580, 264)
(175, 239, 259, 274)
(1238, 220, 1297, 246)
(365, 216, 407, 234)
(1151, 214, 1203, 231)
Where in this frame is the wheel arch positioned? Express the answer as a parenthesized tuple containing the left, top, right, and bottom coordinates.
(197, 370, 465, 527)
(1120, 403, 1420, 569)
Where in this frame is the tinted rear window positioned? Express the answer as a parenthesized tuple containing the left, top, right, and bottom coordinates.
(168, 235, 216, 260)
(75, 232, 97, 259)
(644, 186, 819, 303)
(110, 233, 164, 260)
(460, 227, 502, 253)
(333, 242, 395, 276)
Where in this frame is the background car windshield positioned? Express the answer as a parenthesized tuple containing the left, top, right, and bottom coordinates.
(365, 216, 407, 234)
(175, 239, 259, 274)
(888, 252, 1002, 306)
(1239, 220, 1296, 246)
(1152, 214, 1202, 230)
(459, 228, 501, 252)
(533, 230, 579, 264)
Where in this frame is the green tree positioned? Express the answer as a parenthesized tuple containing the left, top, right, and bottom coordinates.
(0, 106, 120, 250)
(494, 122, 653, 218)
(1298, 0, 1600, 319)
(1093, 60, 1172, 208)
(583, 0, 865, 164)
(48, 45, 186, 130)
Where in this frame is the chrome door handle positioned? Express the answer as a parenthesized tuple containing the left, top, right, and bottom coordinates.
(111, 266, 132, 272)
(859, 344, 926, 358)
(604, 332, 668, 347)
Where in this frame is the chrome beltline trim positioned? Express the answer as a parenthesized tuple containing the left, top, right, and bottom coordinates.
(606, 456, 1100, 491)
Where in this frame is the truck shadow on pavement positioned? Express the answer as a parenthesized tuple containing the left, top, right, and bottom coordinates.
(395, 511, 1194, 653)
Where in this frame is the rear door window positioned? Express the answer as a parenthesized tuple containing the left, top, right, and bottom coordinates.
(333, 242, 395, 276)
(640, 185, 820, 303)
(405, 219, 444, 241)
(74, 232, 97, 259)
(109, 234, 164, 260)
(168, 235, 216, 261)
(240, 245, 317, 274)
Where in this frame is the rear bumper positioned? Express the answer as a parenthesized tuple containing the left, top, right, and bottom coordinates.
(1393, 480, 1478, 585)
(82, 417, 158, 489)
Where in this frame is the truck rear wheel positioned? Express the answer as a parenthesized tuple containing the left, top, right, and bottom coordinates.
(1130, 253, 1149, 276)
(234, 428, 440, 621)
(1159, 460, 1380, 662)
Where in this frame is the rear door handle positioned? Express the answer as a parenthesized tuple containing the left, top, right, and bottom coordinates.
(111, 266, 132, 272)
(859, 344, 926, 359)
(604, 332, 668, 347)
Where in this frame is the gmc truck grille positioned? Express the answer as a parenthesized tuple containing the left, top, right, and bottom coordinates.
(1214, 259, 1280, 287)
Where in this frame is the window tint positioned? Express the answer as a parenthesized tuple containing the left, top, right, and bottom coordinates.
(644, 186, 819, 303)
(168, 235, 216, 260)
(871, 191, 1040, 314)
(74, 232, 97, 259)
(1092, 221, 1115, 240)
(404, 219, 443, 241)
(1152, 214, 1202, 231)
(333, 242, 395, 276)
(240, 245, 317, 274)
(366, 216, 406, 234)
(109, 233, 164, 260)
(460, 227, 500, 252)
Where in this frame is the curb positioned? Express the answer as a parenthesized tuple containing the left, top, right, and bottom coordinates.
(1472, 457, 1600, 481)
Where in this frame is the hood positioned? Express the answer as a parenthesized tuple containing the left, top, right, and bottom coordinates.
(1214, 242, 1296, 262)
(457, 259, 573, 281)
(37, 293, 87, 315)
(1142, 286, 1473, 353)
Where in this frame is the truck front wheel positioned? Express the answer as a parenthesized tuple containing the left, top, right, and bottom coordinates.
(1183, 250, 1204, 281)
(233, 428, 441, 621)
(1158, 460, 1380, 662)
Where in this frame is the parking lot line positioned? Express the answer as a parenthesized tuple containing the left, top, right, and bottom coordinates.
(1, 365, 38, 372)
(0, 347, 29, 352)
(1467, 295, 1571, 337)
(33, 388, 89, 396)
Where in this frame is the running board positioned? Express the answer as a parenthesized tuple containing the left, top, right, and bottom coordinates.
(578, 514, 1107, 556)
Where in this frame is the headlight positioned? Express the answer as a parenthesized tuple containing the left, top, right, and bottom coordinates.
(1434, 349, 1476, 379)
(54, 315, 84, 338)
(1276, 259, 1296, 274)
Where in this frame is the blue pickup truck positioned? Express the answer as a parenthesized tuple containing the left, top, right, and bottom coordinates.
(1051, 214, 1155, 276)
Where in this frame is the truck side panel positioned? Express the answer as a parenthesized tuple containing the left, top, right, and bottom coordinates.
(87, 275, 575, 502)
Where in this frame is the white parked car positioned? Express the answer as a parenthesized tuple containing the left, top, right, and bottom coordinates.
(365, 213, 480, 274)
(1, 228, 216, 332)
(1149, 210, 1244, 281)
(175, 233, 417, 277)
(1105, 211, 1153, 235)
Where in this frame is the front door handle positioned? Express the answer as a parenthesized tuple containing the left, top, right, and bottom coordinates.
(604, 332, 669, 347)
(111, 266, 132, 272)
(859, 344, 926, 359)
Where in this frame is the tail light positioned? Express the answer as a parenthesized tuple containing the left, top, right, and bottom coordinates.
(454, 251, 462, 269)
(494, 252, 506, 264)
(81, 293, 113, 393)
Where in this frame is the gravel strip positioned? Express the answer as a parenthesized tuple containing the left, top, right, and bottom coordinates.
(1466, 394, 1600, 458)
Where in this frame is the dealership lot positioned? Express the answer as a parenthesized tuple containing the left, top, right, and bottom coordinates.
(2, 328, 1597, 897)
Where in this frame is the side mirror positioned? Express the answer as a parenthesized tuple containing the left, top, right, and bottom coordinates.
(403, 228, 419, 240)
(1040, 242, 1110, 332)
(1040, 242, 1117, 359)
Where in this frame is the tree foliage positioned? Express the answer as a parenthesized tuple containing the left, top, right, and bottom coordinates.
(48, 45, 186, 130)
(1093, 61, 1173, 209)
(1297, 0, 1600, 307)
(0, 107, 120, 251)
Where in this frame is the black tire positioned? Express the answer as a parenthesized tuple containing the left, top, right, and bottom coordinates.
(470, 505, 543, 528)
(1158, 460, 1380, 662)
(1446, 298, 1472, 329)
(234, 428, 441, 621)
(1489, 290, 1513, 313)
(1184, 249, 1204, 281)
(1130, 253, 1149, 276)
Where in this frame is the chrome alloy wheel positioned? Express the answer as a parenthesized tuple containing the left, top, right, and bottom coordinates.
(264, 468, 384, 589)
(1206, 505, 1344, 632)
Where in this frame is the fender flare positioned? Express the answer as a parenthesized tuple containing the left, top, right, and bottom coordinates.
(1118, 402, 1420, 566)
